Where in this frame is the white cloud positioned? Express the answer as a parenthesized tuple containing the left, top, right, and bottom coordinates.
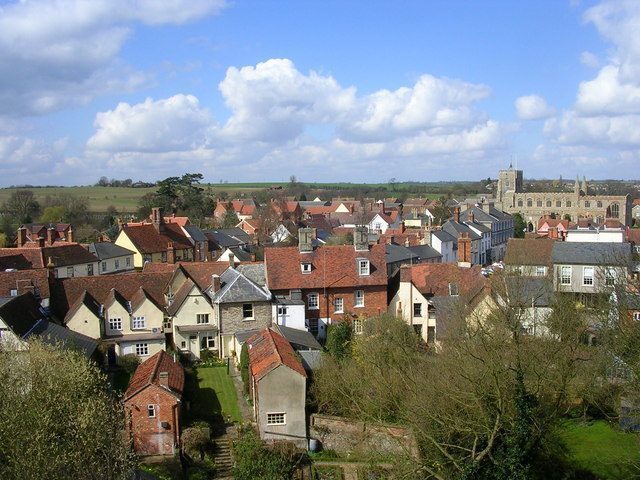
(542, 0, 640, 162)
(87, 94, 213, 153)
(0, 135, 68, 183)
(580, 51, 600, 68)
(514, 94, 556, 120)
(77, 58, 506, 182)
(0, 0, 225, 116)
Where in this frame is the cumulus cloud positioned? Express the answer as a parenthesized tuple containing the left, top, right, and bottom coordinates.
(541, 0, 640, 166)
(0, 135, 68, 183)
(87, 95, 213, 153)
(515, 95, 555, 120)
(79, 58, 505, 182)
(580, 51, 600, 68)
(0, 0, 226, 116)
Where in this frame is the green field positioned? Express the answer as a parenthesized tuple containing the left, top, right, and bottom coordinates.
(560, 420, 640, 479)
(0, 182, 453, 213)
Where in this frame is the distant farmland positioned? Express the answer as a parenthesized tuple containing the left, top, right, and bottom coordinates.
(0, 182, 459, 213)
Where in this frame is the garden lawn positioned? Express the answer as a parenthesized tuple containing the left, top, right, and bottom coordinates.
(560, 419, 640, 479)
(189, 366, 242, 425)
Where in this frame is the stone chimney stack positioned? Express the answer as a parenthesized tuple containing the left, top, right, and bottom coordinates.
(167, 242, 175, 264)
(482, 202, 491, 214)
(457, 232, 472, 267)
(298, 227, 314, 253)
(354, 226, 369, 251)
(67, 226, 74, 243)
(158, 371, 169, 389)
(46, 227, 55, 246)
(211, 274, 221, 292)
(228, 251, 235, 268)
(151, 207, 164, 232)
(453, 206, 460, 223)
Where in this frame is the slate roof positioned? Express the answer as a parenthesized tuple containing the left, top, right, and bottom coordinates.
(431, 229, 456, 243)
(42, 244, 99, 267)
(504, 238, 555, 267)
(203, 229, 250, 248)
(442, 220, 481, 241)
(30, 321, 98, 358)
(121, 223, 192, 254)
(505, 277, 553, 307)
(551, 242, 632, 266)
(0, 247, 45, 269)
(385, 243, 420, 264)
(273, 324, 322, 350)
(465, 205, 512, 222)
(183, 225, 208, 243)
(124, 350, 185, 400)
(408, 263, 486, 297)
(236, 263, 267, 286)
(209, 268, 272, 304)
(0, 292, 46, 337)
(0, 269, 50, 299)
(407, 244, 443, 260)
(264, 244, 387, 291)
(52, 272, 172, 319)
(247, 328, 307, 381)
(88, 242, 135, 260)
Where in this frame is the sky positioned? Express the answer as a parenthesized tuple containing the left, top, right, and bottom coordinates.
(1, 0, 639, 186)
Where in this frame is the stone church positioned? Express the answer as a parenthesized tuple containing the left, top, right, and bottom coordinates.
(495, 166, 632, 228)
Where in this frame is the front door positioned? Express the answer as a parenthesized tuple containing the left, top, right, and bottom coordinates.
(189, 335, 198, 358)
(107, 345, 117, 367)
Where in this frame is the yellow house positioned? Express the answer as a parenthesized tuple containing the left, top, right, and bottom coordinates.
(115, 208, 194, 269)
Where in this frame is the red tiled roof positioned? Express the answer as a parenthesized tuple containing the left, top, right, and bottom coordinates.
(0, 268, 50, 299)
(304, 205, 336, 215)
(537, 218, 569, 231)
(0, 248, 45, 269)
(409, 263, 485, 297)
(179, 262, 229, 291)
(122, 223, 192, 254)
(51, 271, 172, 318)
(627, 229, 640, 244)
(247, 328, 306, 381)
(142, 263, 179, 274)
(162, 216, 190, 227)
(504, 238, 555, 267)
(264, 244, 387, 291)
(125, 350, 184, 399)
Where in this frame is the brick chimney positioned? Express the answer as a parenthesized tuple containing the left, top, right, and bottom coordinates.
(167, 242, 175, 264)
(453, 206, 460, 223)
(211, 274, 221, 292)
(151, 207, 164, 233)
(67, 226, 74, 243)
(405, 237, 410, 247)
(47, 227, 55, 246)
(158, 371, 169, 389)
(386, 235, 394, 245)
(548, 226, 558, 240)
(37, 236, 45, 248)
(467, 210, 474, 223)
(228, 251, 235, 268)
(16, 227, 27, 247)
(400, 264, 412, 283)
(457, 232, 472, 267)
(379, 201, 385, 214)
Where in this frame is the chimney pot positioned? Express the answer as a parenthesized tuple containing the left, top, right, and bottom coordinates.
(67, 226, 74, 243)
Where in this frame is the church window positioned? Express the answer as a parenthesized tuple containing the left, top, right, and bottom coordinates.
(527, 198, 532, 207)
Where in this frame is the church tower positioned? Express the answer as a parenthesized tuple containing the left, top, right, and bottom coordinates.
(497, 163, 522, 206)
(581, 176, 588, 196)
(574, 175, 580, 196)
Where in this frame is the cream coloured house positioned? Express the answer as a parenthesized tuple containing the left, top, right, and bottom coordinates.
(64, 286, 165, 364)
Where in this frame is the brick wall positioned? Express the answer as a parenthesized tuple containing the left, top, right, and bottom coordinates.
(219, 301, 272, 335)
(301, 285, 388, 322)
(310, 414, 419, 459)
(125, 385, 180, 456)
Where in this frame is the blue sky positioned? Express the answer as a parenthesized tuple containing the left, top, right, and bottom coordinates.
(1, 0, 639, 185)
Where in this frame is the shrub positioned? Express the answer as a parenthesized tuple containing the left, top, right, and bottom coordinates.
(117, 353, 140, 374)
(325, 321, 352, 361)
(240, 343, 250, 395)
(182, 425, 211, 460)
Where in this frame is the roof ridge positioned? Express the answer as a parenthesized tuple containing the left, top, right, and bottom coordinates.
(148, 351, 164, 387)
(267, 328, 283, 368)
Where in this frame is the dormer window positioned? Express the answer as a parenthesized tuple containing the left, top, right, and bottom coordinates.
(358, 259, 370, 276)
(448, 283, 459, 296)
(301, 263, 312, 274)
